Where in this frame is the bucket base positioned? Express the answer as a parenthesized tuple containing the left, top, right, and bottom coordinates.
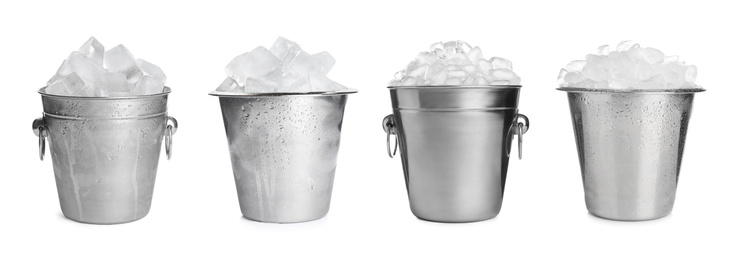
(587, 208, 672, 222)
(415, 215, 498, 223)
(242, 212, 327, 224)
(62, 211, 149, 225)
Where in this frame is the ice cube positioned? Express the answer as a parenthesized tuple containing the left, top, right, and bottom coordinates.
(136, 58, 167, 83)
(477, 59, 492, 72)
(597, 45, 611, 55)
(663, 55, 679, 63)
(639, 75, 665, 89)
(226, 46, 282, 86)
(60, 52, 107, 88)
(509, 77, 521, 85)
(430, 42, 444, 52)
(489, 57, 512, 70)
(46, 60, 68, 86)
(447, 70, 468, 78)
(558, 68, 569, 86)
(245, 78, 279, 93)
(406, 64, 429, 77)
(574, 80, 597, 89)
(445, 53, 472, 65)
(104, 45, 143, 84)
(425, 63, 447, 84)
(685, 65, 697, 83)
(446, 64, 460, 71)
(445, 78, 462, 85)
(216, 77, 240, 92)
(132, 75, 165, 95)
(415, 52, 439, 65)
(289, 51, 335, 78)
(466, 47, 483, 64)
(463, 76, 474, 85)
(463, 65, 477, 74)
(616, 40, 637, 52)
(98, 72, 129, 97)
(491, 80, 510, 85)
(488, 68, 517, 81)
(476, 77, 488, 85)
(45, 73, 92, 96)
(643, 47, 664, 64)
(285, 75, 312, 92)
(269, 37, 301, 61)
(78, 36, 104, 65)
(565, 60, 586, 72)
(457, 41, 471, 54)
(398, 77, 417, 86)
(564, 71, 585, 84)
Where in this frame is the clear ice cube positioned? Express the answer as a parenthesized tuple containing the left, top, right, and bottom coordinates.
(466, 47, 483, 64)
(45, 73, 92, 96)
(398, 77, 417, 86)
(445, 78, 462, 85)
(597, 45, 611, 55)
(489, 57, 512, 70)
(98, 72, 129, 97)
(136, 58, 167, 83)
(489, 68, 517, 81)
(685, 65, 697, 83)
(104, 45, 143, 84)
(565, 60, 586, 72)
(226, 46, 282, 86)
(643, 47, 664, 64)
(78, 36, 104, 65)
(216, 77, 240, 92)
(132, 75, 165, 95)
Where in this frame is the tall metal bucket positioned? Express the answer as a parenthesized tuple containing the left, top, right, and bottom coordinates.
(33, 87, 178, 224)
(210, 89, 357, 223)
(382, 85, 529, 223)
(558, 87, 705, 221)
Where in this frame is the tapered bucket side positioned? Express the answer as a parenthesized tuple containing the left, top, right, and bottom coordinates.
(216, 92, 352, 223)
(562, 88, 702, 221)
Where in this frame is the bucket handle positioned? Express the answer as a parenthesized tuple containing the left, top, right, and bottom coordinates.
(165, 116, 178, 160)
(382, 115, 398, 158)
(32, 116, 47, 161)
(506, 113, 530, 159)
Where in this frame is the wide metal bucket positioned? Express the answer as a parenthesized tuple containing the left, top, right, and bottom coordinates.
(211, 89, 357, 223)
(382, 85, 529, 223)
(559, 87, 705, 221)
(33, 87, 178, 224)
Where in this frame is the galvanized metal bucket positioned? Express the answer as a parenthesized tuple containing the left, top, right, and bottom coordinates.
(558, 87, 705, 221)
(33, 87, 177, 224)
(210, 89, 357, 223)
(382, 85, 529, 223)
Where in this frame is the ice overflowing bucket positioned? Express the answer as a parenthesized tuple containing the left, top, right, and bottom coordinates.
(33, 87, 177, 224)
(559, 87, 704, 221)
(382, 85, 529, 223)
(211, 89, 356, 223)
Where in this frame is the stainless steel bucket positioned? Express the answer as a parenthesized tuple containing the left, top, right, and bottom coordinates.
(382, 85, 529, 223)
(558, 87, 705, 221)
(33, 87, 178, 224)
(210, 89, 357, 223)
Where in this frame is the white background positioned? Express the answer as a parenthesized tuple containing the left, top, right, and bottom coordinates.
(1, 0, 733, 259)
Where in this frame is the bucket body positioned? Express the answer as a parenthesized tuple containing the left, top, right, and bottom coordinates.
(35, 87, 175, 224)
(561, 88, 703, 221)
(384, 86, 527, 223)
(213, 90, 355, 223)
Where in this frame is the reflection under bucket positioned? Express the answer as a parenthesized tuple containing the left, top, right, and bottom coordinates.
(33, 87, 177, 224)
(559, 87, 704, 221)
(211, 89, 357, 223)
(383, 85, 529, 223)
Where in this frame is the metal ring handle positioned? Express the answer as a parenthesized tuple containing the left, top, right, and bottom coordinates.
(165, 125, 173, 160)
(32, 117, 46, 161)
(382, 115, 398, 158)
(505, 113, 530, 160)
(165, 116, 177, 160)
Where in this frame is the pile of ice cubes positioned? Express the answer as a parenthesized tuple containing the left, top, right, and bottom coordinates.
(559, 41, 698, 89)
(390, 41, 521, 86)
(216, 37, 347, 93)
(45, 37, 167, 97)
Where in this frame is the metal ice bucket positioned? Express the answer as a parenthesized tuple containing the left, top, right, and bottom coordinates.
(558, 87, 705, 221)
(382, 85, 529, 223)
(211, 89, 357, 223)
(33, 87, 177, 224)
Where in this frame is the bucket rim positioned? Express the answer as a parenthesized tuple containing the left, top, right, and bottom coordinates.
(557, 87, 705, 94)
(38, 86, 172, 99)
(387, 85, 521, 89)
(209, 88, 358, 97)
